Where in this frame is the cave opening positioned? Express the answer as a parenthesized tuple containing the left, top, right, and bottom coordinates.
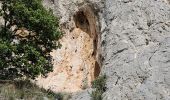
(73, 5, 101, 82)
(73, 11, 90, 34)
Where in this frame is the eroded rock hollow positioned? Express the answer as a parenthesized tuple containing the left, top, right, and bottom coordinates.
(36, 4, 100, 93)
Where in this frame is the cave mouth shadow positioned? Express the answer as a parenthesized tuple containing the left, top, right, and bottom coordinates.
(73, 10, 90, 35)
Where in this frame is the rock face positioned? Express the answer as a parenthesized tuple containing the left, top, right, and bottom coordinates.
(37, 0, 101, 93)
(102, 0, 170, 99)
(40, 0, 170, 99)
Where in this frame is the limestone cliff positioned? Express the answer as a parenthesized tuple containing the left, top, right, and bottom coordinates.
(36, 0, 101, 93)
(37, 0, 170, 99)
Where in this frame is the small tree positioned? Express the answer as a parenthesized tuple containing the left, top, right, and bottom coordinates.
(0, 0, 62, 80)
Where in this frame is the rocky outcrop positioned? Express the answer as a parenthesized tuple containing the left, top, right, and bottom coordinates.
(39, 0, 170, 99)
(102, 0, 170, 99)
(36, 0, 101, 93)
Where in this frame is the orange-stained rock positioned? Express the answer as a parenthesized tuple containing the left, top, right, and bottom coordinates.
(36, 28, 96, 92)
(36, 4, 101, 93)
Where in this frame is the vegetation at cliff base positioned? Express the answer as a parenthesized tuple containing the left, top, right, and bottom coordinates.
(0, 0, 62, 80)
(0, 80, 58, 100)
(91, 75, 107, 100)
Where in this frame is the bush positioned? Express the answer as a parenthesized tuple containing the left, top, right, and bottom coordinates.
(91, 75, 107, 100)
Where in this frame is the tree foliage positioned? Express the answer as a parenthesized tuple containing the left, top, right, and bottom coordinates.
(0, 0, 62, 80)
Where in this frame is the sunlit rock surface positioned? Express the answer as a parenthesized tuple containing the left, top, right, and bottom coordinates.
(37, 0, 101, 94)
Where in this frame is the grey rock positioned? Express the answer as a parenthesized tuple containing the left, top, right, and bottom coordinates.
(70, 88, 92, 100)
(102, 0, 170, 99)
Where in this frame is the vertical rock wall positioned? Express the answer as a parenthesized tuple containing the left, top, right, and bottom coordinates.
(102, 0, 170, 99)
(40, 0, 170, 100)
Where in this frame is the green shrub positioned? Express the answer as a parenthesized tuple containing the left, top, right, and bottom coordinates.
(91, 75, 107, 100)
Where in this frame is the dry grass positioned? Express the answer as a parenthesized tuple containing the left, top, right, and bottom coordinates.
(0, 80, 58, 100)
